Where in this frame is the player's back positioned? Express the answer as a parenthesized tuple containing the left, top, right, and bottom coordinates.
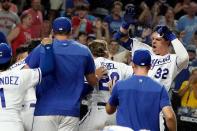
(33, 39, 95, 117)
(91, 57, 133, 103)
(0, 69, 40, 121)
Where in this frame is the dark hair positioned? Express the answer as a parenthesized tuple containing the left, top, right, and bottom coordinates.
(27, 40, 41, 53)
(15, 46, 28, 60)
(75, 4, 89, 11)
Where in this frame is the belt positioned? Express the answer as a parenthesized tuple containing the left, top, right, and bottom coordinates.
(97, 102, 106, 106)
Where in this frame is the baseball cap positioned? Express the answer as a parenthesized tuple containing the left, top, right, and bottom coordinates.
(0, 43, 12, 64)
(132, 49, 151, 66)
(52, 17, 72, 33)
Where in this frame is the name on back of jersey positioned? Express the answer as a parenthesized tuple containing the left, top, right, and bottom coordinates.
(0, 76, 19, 85)
(101, 62, 117, 70)
(151, 55, 171, 69)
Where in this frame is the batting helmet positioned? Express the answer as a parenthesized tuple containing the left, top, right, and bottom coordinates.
(0, 43, 12, 64)
(52, 17, 72, 33)
(88, 39, 108, 57)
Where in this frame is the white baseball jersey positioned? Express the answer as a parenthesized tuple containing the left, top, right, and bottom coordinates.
(130, 38, 189, 91)
(0, 69, 41, 122)
(9, 60, 37, 131)
(79, 57, 133, 131)
(10, 59, 37, 104)
(91, 57, 133, 104)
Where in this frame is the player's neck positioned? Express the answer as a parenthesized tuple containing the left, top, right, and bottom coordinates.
(54, 35, 69, 41)
(133, 67, 149, 76)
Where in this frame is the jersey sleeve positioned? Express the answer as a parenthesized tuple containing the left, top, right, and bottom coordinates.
(25, 45, 41, 68)
(20, 68, 41, 90)
(171, 39, 189, 70)
(108, 82, 119, 106)
(160, 86, 171, 110)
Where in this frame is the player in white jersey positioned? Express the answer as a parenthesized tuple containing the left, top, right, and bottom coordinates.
(0, 40, 53, 131)
(114, 4, 189, 91)
(79, 40, 133, 131)
(9, 45, 38, 131)
(112, 4, 189, 131)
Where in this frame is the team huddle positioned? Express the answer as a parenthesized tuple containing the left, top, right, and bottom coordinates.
(0, 4, 189, 131)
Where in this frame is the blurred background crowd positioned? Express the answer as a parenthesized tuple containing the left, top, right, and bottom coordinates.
(0, 0, 197, 130)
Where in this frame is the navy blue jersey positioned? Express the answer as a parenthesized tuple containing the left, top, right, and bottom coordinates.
(25, 39, 95, 117)
(109, 75, 170, 131)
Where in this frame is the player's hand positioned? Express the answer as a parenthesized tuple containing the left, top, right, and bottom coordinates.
(108, 76, 118, 93)
(155, 25, 176, 41)
(123, 4, 136, 24)
(96, 66, 108, 80)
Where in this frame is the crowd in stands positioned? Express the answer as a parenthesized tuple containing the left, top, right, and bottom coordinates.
(0, 0, 197, 130)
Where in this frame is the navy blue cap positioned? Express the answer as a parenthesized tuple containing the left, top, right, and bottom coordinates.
(132, 49, 151, 66)
(52, 17, 72, 32)
(0, 43, 12, 64)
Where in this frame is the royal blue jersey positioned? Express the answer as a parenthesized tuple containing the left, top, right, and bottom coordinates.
(109, 75, 170, 131)
(25, 39, 95, 117)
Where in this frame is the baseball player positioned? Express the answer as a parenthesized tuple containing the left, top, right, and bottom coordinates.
(25, 17, 98, 131)
(9, 42, 40, 131)
(113, 5, 189, 131)
(0, 41, 54, 131)
(79, 39, 133, 131)
(114, 5, 189, 92)
(105, 49, 177, 131)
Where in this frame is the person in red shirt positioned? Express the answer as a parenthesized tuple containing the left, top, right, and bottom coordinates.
(7, 11, 32, 56)
(72, 4, 93, 37)
(23, 0, 43, 39)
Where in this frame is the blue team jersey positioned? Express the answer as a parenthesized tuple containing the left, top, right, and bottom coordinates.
(109, 75, 170, 131)
(25, 39, 95, 117)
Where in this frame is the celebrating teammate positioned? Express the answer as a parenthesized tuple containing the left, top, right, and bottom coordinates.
(105, 49, 177, 131)
(114, 4, 189, 92)
(113, 4, 189, 130)
(25, 17, 98, 131)
(79, 39, 133, 131)
(0, 41, 54, 131)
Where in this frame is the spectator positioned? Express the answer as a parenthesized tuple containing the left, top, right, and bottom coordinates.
(104, 1, 123, 33)
(7, 11, 32, 56)
(0, 0, 20, 36)
(176, 1, 197, 46)
(173, 0, 190, 20)
(106, 49, 177, 131)
(23, 0, 43, 39)
(48, 0, 64, 22)
(158, 7, 177, 30)
(0, 0, 18, 13)
(25, 17, 99, 131)
(72, 4, 94, 36)
(190, 30, 197, 47)
(95, 18, 110, 43)
(177, 68, 197, 131)
(77, 31, 88, 45)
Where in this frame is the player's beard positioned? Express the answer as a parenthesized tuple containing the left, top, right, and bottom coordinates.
(2, 4, 11, 11)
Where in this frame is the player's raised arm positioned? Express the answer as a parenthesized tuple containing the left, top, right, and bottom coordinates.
(113, 4, 151, 52)
(155, 25, 189, 70)
(39, 37, 54, 76)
